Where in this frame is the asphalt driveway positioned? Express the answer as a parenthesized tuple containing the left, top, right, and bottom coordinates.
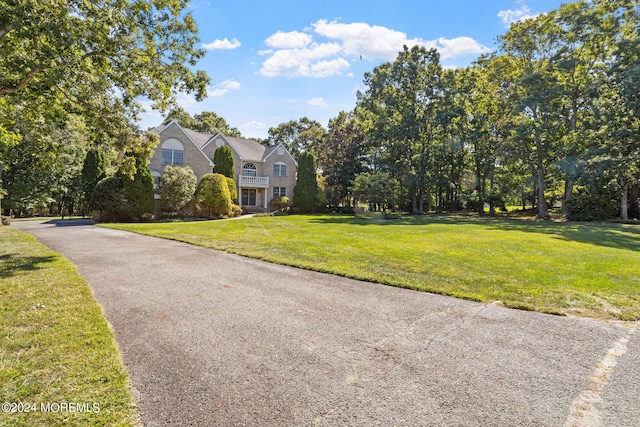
(12, 219, 639, 426)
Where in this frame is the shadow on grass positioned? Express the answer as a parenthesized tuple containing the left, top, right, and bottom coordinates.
(308, 214, 640, 252)
(0, 253, 58, 278)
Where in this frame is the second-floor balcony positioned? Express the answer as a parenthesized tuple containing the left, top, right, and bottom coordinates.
(239, 175, 269, 188)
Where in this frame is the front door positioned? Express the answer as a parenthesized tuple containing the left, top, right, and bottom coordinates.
(242, 189, 257, 206)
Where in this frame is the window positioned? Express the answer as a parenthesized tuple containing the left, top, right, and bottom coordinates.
(152, 172, 162, 193)
(161, 139, 184, 165)
(273, 187, 287, 198)
(274, 163, 287, 177)
(162, 149, 184, 165)
(242, 163, 257, 177)
(172, 150, 183, 165)
(242, 188, 257, 206)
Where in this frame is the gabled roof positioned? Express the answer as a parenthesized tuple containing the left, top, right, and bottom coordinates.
(183, 128, 214, 148)
(224, 136, 268, 161)
(152, 120, 213, 166)
(155, 122, 296, 164)
(263, 143, 298, 165)
(203, 133, 294, 163)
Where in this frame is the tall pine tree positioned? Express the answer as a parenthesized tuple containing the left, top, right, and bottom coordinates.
(81, 148, 106, 212)
(294, 152, 321, 213)
(212, 146, 235, 178)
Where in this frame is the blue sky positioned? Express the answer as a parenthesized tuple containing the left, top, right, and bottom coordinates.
(138, 0, 566, 138)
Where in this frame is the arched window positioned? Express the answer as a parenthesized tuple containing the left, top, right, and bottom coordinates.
(161, 139, 184, 165)
(242, 162, 257, 177)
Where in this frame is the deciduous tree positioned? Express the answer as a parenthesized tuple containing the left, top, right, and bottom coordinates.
(268, 118, 326, 161)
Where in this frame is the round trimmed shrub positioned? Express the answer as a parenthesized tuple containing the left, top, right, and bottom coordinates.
(159, 165, 197, 213)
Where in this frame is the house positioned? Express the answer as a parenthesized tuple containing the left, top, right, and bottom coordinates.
(149, 120, 297, 212)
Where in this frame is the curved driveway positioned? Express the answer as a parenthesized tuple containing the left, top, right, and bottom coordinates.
(13, 220, 639, 426)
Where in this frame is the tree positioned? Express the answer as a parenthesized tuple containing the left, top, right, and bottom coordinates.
(606, 0, 640, 219)
(357, 45, 444, 214)
(194, 173, 232, 218)
(120, 154, 154, 217)
(548, 1, 615, 202)
(213, 146, 235, 178)
(193, 112, 242, 137)
(1, 0, 209, 171)
(268, 118, 327, 160)
(90, 176, 127, 221)
(162, 107, 197, 129)
(293, 152, 323, 213)
(159, 165, 197, 213)
(1, 101, 91, 216)
(351, 172, 399, 214)
(163, 109, 242, 137)
(82, 148, 106, 212)
(499, 15, 564, 219)
(320, 112, 370, 207)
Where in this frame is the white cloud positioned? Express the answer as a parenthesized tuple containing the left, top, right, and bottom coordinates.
(307, 97, 328, 108)
(265, 30, 312, 49)
(202, 38, 241, 50)
(310, 58, 350, 78)
(436, 37, 492, 60)
(260, 42, 345, 78)
(259, 20, 490, 78)
(176, 92, 197, 108)
(207, 79, 241, 97)
(312, 19, 420, 61)
(498, 1, 539, 27)
(239, 120, 269, 138)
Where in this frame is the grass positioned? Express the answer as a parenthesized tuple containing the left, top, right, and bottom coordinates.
(103, 213, 640, 321)
(0, 226, 140, 427)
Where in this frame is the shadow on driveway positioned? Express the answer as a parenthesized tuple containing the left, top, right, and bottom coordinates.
(43, 218, 94, 227)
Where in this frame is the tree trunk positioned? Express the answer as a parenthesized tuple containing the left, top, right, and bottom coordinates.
(629, 182, 639, 219)
(474, 146, 483, 214)
(564, 177, 575, 202)
(621, 180, 629, 220)
(489, 167, 495, 216)
(410, 179, 418, 214)
(535, 130, 549, 219)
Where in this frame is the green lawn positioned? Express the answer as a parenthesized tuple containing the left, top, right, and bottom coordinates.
(0, 226, 140, 427)
(104, 214, 640, 320)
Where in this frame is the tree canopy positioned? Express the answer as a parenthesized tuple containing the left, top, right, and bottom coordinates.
(268, 117, 327, 161)
(163, 108, 242, 137)
(1, 0, 209, 175)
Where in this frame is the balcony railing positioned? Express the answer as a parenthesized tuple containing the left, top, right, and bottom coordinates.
(239, 175, 269, 187)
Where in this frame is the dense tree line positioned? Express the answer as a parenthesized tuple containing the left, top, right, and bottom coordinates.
(315, 0, 639, 220)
